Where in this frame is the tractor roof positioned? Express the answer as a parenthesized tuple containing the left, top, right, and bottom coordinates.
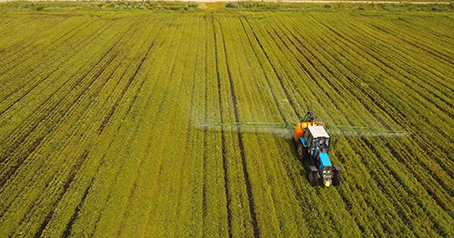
(308, 126, 330, 138)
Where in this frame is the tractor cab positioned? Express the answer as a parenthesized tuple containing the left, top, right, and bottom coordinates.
(297, 125, 341, 187)
(304, 126, 330, 152)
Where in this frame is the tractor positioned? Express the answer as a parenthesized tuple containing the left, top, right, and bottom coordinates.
(293, 112, 341, 187)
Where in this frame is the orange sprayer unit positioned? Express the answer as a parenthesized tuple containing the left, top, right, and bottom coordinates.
(293, 121, 325, 141)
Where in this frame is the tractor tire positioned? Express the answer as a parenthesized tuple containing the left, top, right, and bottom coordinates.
(308, 171, 318, 187)
(332, 170, 341, 186)
(297, 142, 305, 161)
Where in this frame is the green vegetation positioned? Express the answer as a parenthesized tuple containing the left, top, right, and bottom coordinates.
(0, 2, 453, 237)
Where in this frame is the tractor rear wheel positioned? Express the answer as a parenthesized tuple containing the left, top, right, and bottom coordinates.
(332, 170, 341, 186)
(297, 142, 305, 161)
(308, 171, 318, 187)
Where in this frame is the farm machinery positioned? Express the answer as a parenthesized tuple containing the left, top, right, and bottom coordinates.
(198, 111, 409, 188)
(293, 112, 341, 187)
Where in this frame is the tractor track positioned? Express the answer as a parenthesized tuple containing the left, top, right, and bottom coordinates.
(315, 19, 454, 121)
(345, 19, 454, 97)
(310, 16, 454, 155)
(0, 20, 107, 96)
(0, 20, 113, 116)
(0, 22, 136, 189)
(0, 21, 139, 223)
(247, 16, 370, 235)
(217, 17, 260, 238)
(108, 18, 171, 238)
(201, 17, 211, 230)
(239, 16, 288, 122)
(212, 15, 233, 238)
(242, 17, 302, 120)
(79, 18, 168, 236)
(0, 19, 93, 76)
(269, 15, 453, 234)
(359, 138, 447, 236)
(286, 14, 454, 221)
(33, 150, 89, 238)
(62, 176, 95, 238)
(369, 24, 453, 63)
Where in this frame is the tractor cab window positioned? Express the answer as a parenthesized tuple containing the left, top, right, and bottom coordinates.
(317, 138, 330, 152)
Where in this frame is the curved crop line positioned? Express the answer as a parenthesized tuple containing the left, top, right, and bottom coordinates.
(217, 17, 260, 238)
(211, 15, 233, 238)
(241, 16, 302, 120)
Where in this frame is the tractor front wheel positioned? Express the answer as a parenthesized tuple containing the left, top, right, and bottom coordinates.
(308, 171, 318, 187)
(332, 170, 341, 186)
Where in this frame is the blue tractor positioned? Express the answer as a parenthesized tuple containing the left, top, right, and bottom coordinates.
(294, 112, 341, 187)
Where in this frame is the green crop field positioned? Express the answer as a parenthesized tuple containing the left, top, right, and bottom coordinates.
(0, 2, 453, 237)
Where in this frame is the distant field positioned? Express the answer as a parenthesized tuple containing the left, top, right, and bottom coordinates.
(0, 3, 453, 237)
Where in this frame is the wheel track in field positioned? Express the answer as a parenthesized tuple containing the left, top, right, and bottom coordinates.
(266, 15, 454, 235)
(239, 16, 294, 122)
(33, 150, 89, 238)
(241, 16, 303, 120)
(62, 176, 95, 238)
(0, 19, 92, 75)
(211, 15, 233, 238)
(201, 17, 210, 232)
(68, 18, 165, 236)
(111, 17, 180, 237)
(0, 34, 134, 231)
(243, 17, 354, 234)
(38, 20, 153, 236)
(0, 22, 137, 189)
(0, 20, 113, 113)
(307, 15, 454, 154)
(0, 22, 139, 225)
(217, 16, 260, 238)
(369, 24, 453, 63)
(280, 15, 454, 222)
(0, 19, 105, 96)
(241, 19, 324, 234)
(314, 19, 454, 121)
(344, 22, 454, 113)
(262, 19, 378, 234)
